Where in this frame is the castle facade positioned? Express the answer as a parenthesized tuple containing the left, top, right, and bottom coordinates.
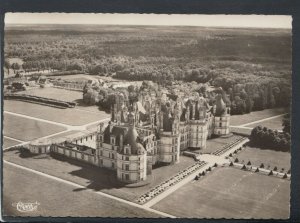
(96, 90, 230, 183)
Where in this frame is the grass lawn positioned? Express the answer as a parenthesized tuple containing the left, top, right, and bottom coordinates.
(200, 134, 243, 154)
(246, 116, 284, 130)
(20, 87, 83, 102)
(3, 150, 195, 202)
(3, 113, 66, 141)
(233, 146, 291, 171)
(153, 167, 290, 219)
(230, 108, 288, 126)
(4, 100, 110, 126)
(3, 138, 22, 149)
(2, 164, 161, 218)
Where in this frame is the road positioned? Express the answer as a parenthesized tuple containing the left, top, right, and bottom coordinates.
(230, 113, 287, 132)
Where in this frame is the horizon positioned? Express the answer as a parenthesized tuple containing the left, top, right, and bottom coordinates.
(5, 13, 292, 29)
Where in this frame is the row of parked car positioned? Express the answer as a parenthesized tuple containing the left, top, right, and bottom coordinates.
(137, 161, 207, 204)
(4, 93, 77, 109)
(213, 136, 247, 156)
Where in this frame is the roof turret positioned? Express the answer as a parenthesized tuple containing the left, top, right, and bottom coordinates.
(215, 94, 226, 116)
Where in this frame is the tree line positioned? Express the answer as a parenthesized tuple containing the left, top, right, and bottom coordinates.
(250, 125, 291, 152)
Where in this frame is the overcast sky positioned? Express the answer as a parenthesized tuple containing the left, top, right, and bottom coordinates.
(5, 13, 292, 29)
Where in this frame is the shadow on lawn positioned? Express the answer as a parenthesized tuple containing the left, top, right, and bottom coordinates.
(15, 148, 40, 158)
(50, 153, 127, 192)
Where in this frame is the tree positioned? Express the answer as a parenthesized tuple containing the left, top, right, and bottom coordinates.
(4, 59, 11, 74)
(83, 89, 99, 105)
(282, 113, 290, 133)
(11, 63, 20, 74)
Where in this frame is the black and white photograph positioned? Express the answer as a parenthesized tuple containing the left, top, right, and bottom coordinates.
(1, 13, 292, 219)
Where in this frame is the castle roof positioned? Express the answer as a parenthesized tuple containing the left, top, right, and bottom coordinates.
(215, 94, 226, 116)
(121, 126, 146, 155)
(103, 124, 127, 145)
(103, 123, 146, 155)
(163, 112, 174, 132)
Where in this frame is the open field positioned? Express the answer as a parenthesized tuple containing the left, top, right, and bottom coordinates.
(4, 100, 110, 126)
(200, 134, 242, 154)
(3, 150, 195, 202)
(3, 163, 161, 218)
(3, 113, 66, 142)
(3, 138, 22, 149)
(153, 167, 290, 219)
(230, 108, 288, 126)
(246, 116, 283, 130)
(20, 88, 83, 102)
(233, 146, 291, 171)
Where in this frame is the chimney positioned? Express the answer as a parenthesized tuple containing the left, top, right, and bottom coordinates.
(119, 134, 123, 147)
(192, 103, 195, 120)
(99, 123, 104, 133)
(160, 112, 164, 131)
(109, 122, 113, 133)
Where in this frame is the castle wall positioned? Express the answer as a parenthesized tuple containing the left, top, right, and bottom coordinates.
(97, 142, 117, 169)
(73, 134, 97, 149)
(189, 122, 208, 149)
(213, 115, 230, 135)
(116, 153, 147, 183)
(158, 133, 180, 163)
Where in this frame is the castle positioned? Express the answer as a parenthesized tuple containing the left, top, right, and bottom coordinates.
(96, 90, 230, 183)
(28, 88, 230, 184)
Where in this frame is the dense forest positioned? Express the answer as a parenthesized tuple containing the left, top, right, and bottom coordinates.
(4, 25, 292, 114)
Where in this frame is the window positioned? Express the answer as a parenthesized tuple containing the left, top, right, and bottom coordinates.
(111, 153, 115, 159)
(112, 162, 115, 168)
(125, 164, 129, 171)
(99, 159, 103, 165)
(125, 174, 130, 180)
(219, 123, 222, 127)
(100, 150, 103, 156)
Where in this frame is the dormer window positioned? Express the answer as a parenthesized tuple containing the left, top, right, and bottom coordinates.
(110, 136, 115, 145)
(124, 146, 130, 155)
